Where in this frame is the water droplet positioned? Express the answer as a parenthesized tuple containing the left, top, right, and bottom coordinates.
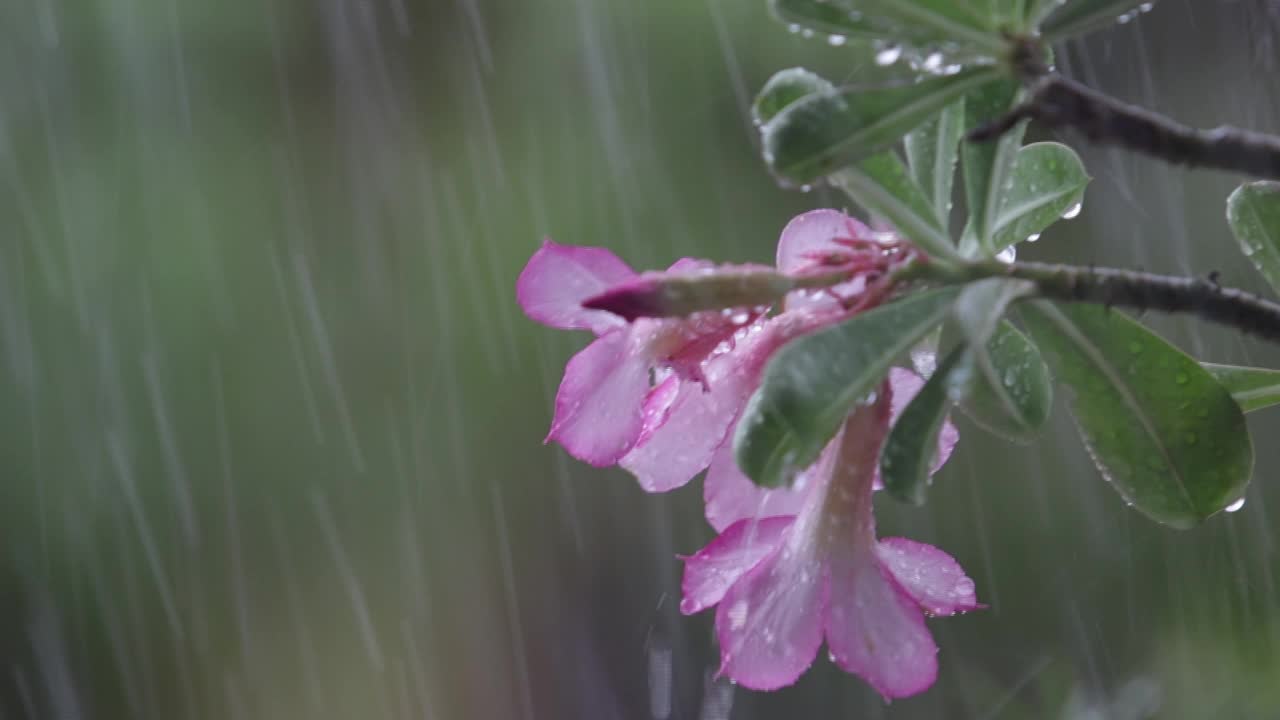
(874, 45, 902, 66)
(996, 246, 1017, 264)
(827, 34, 847, 47)
(1025, 232, 1042, 243)
(1062, 201, 1083, 220)
(1226, 497, 1246, 513)
(787, 23, 801, 34)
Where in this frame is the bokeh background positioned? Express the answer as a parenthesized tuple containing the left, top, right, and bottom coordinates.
(3, 1, 1280, 718)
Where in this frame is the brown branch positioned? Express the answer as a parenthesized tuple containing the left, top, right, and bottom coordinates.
(987, 261, 1280, 342)
(968, 73, 1280, 180)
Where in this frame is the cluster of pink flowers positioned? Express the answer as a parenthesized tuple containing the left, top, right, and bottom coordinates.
(517, 210, 980, 699)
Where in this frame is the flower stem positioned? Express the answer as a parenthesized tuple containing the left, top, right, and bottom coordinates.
(961, 260, 1280, 342)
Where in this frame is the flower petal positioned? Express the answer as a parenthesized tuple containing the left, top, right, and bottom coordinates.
(703, 440, 811, 533)
(876, 537, 981, 616)
(715, 542, 828, 691)
(776, 210, 873, 312)
(679, 516, 794, 615)
(547, 330, 651, 466)
(700, 311, 849, 530)
(622, 327, 770, 492)
(825, 551, 939, 700)
(517, 240, 635, 334)
(622, 386, 735, 492)
(776, 210, 870, 273)
(633, 374, 681, 448)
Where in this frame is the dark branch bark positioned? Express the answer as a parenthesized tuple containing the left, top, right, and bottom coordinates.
(989, 261, 1280, 341)
(968, 73, 1280, 180)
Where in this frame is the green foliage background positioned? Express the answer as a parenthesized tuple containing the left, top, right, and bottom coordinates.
(2, 0, 1280, 717)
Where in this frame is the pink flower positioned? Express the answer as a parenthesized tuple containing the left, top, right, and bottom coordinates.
(520, 211, 975, 699)
(516, 209, 918, 491)
(703, 368, 959, 533)
(680, 375, 978, 699)
(517, 243, 753, 472)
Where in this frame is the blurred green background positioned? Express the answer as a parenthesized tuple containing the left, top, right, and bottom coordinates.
(3, 1, 1280, 717)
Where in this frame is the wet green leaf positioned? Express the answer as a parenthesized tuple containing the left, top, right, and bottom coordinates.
(735, 287, 961, 488)
(945, 280, 1053, 441)
(831, 152, 961, 262)
(961, 77, 1025, 255)
(960, 319, 1054, 442)
(1022, 301, 1252, 528)
(1041, 0, 1159, 41)
(770, 0, 1006, 53)
(905, 100, 964, 228)
(881, 347, 963, 505)
(753, 68, 835, 127)
(1202, 363, 1280, 413)
(761, 67, 1001, 185)
(992, 142, 1089, 249)
(952, 277, 1036, 348)
(1227, 181, 1280, 296)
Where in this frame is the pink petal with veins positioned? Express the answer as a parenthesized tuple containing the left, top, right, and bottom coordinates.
(776, 210, 873, 311)
(776, 210, 871, 273)
(824, 551, 939, 700)
(714, 539, 828, 691)
(546, 330, 651, 466)
(876, 537, 982, 617)
(517, 240, 635, 335)
(704, 439, 819, 533)
(680, 516, 793, 615)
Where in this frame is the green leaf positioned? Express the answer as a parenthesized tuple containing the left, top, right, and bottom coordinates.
(960, 319, 1054, 442)
(753, 68, 836, 127)
(1227, 181, 1280, 296)
(1202, 363, 1280, 413)
(769, 0, 899, 40)
(735, 287, 961, 488)
(1023, 0, 1063, 26)
(952, 277, 1036, 348)
(1041, 0, 1159, 41)
(905, 100, 964, 229)
(961, 77, 1026, 256)
(992, 142, 1090, 249)
(830, 152, 961, 262)
(762, 67, 1001, 186)
(945, 279, 1053, 442)
(971, 0, 1034, 29)
(770, 0, 1005, 54)
(1021, 301, 1252, 528)
(881, 347, 963, 505)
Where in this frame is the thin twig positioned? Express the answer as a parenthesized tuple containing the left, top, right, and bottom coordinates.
(986, 261, 1280, 341)
(969, 73, 1280, 180)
